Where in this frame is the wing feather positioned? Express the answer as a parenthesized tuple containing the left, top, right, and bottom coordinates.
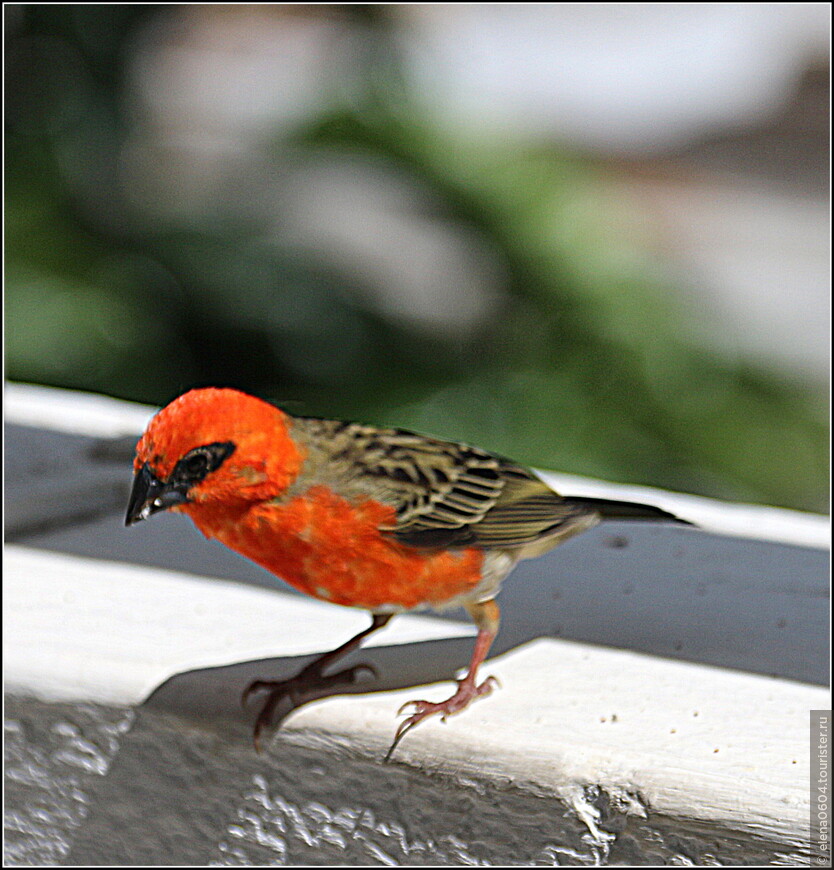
(290, 417, 594, 552)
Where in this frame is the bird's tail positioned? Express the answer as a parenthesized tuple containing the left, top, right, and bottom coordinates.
(562, 496, 693, 525)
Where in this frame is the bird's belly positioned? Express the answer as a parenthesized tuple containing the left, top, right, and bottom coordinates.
(193, 486, 486, 611)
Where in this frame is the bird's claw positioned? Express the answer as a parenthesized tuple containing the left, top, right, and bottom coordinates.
(384, 674, 499, 762)
(241, 679, 277, 708)
(395, 699, 423, 717)
(243, 661, 379, 752)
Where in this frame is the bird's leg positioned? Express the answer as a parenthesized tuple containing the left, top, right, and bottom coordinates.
(385, 599, 500, 761)
(243, 613, 392, 751)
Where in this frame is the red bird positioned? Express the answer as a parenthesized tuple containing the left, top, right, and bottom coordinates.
(126, 387, 687, 756)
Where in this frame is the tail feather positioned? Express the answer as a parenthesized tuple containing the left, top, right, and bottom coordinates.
(562, 496, 693, 525)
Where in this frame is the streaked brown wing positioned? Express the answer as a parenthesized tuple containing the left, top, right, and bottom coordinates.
(389, 459, 593, 550)
(293, 417, 591, 552)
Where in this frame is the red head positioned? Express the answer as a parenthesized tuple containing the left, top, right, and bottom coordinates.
(126, 388, 304, 524)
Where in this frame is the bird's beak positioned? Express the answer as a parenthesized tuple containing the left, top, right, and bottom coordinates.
(125, 463, 190, 526)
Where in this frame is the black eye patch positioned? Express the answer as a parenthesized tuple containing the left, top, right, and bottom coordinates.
(172, 441, 236, 485)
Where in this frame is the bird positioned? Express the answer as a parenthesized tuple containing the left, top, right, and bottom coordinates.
(125, 387, 690, 757)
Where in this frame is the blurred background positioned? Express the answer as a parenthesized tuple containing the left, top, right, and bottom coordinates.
(5, 4, 830, 513)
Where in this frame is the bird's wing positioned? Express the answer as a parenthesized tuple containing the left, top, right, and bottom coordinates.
(292, 418, 594, 551)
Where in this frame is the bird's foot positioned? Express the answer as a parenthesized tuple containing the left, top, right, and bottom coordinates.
(385, 674, 499, 761)
(242, 659, 377, 752)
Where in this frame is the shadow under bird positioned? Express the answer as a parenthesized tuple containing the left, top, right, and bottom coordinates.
(126, 387, 690, 758)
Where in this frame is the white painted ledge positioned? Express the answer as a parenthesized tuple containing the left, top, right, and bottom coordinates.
(5, 380, 829, 549)
(5, 381, 157, 439)
(285, 639, 825, 852)
(3, 545, 473, 707)
(3, 384, 830, 863)
(6, 378, 828, 860)
(3, 546, 823, 857)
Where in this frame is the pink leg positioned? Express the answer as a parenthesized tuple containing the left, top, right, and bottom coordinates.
(385, 599, 500, 761)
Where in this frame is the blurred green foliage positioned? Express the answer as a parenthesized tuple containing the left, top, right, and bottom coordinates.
(5, 6, 828, 512)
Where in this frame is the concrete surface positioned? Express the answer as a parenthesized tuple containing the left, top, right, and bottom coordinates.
(5, 692, 812, 866)
(9, 693, 804, 866)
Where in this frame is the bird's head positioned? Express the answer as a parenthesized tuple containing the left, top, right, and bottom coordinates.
(125, 387, 304, 526)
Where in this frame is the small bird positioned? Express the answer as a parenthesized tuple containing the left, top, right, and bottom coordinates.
(126, 387, 688, 757)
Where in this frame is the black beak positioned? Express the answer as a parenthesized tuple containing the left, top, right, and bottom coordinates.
(125, 463, 190, 526)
